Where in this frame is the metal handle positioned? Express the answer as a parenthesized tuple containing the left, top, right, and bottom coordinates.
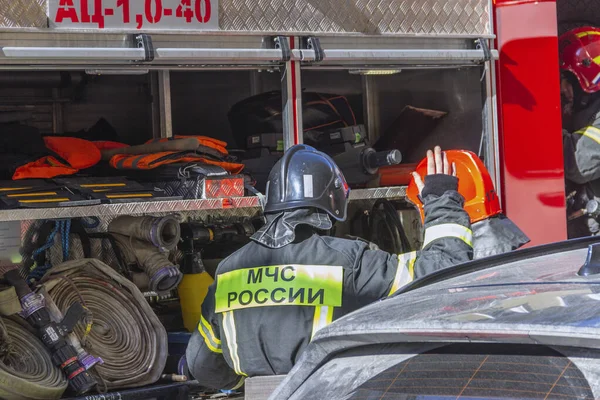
(154, 48, 284, 62)
(2, 47, 147, 60)
(291, 49, 499, 63)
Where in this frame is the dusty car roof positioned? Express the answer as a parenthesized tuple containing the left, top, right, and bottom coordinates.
(270, 237, 600, 400)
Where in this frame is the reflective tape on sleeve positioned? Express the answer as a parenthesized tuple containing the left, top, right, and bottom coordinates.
(388, 251, 417, 296)
(197, 314, 222, 354)
(575, 126, 600, 145)
(214, 265, 343, 313)
(423, 223, 473, 249)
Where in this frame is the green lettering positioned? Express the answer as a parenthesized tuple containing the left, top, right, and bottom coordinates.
(239, 290, 253, 306)
(265, 267, 279, 282)
(281, 266, 295, 282)
(271, 288, 285, 303)
(247, 269, 263, 284)
(255, 288, 268, 304)
(227, 292, 238, 308)
(308, 288, 325, 305)
(289, 287, 305, 303)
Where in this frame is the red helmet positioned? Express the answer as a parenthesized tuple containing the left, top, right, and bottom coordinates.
(559, 26, 600, 93)
(406, 150, 501, 224)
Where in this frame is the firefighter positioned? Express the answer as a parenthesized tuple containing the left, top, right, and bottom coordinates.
(560, 26, 600, 237)
(185, 144, 473, 390)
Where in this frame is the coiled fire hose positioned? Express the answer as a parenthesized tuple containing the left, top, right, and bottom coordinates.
(40, 259, 168, 390)
(108, 215, 181, 251)
(0, 317, 67, 400)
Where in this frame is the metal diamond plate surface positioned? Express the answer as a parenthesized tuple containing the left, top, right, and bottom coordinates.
(0, 0, 47, 28)
(0, 197, 261, 223)
(220, 0, 490, 35)
(0, 187, 406, 223)
(349, 186, 407, 201)
(0, 0, 490, 36)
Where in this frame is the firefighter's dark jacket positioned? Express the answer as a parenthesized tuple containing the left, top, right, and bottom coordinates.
(185, 175, 473, 390)
(563, 97, 600, 184)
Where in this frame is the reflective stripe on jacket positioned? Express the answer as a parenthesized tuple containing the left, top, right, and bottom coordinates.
(185, 189, 473, 390)
(563, 101, 600, 184)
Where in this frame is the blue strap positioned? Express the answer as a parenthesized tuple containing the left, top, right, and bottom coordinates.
(28, 219, 72, 283)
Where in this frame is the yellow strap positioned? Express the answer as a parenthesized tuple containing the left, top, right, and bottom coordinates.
(388, 251, 417, 296)
(80, 183, 126, 187)
(222, 311, 246, 376)
(311, 306, 334, 340)
(19, 198, 70, 203)
(423, 223, 473, 248)
(575, 126, 600, 145)
(105, 193, 154, 199)
(7, 192, 58, 198)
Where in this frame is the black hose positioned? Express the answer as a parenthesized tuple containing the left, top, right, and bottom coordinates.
(360, 199, 412, 254)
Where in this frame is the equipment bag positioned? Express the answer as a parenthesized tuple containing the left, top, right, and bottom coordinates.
(228, 91, 357, 148)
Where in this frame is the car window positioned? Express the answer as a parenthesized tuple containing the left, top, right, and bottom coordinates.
(288, 343, 594, 400)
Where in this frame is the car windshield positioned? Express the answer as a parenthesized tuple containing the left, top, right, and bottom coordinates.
(287, 343, 595, 400)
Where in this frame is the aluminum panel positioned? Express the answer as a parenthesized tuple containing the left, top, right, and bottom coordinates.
(0, 0, 490, 36)
(2, 187, 407, 223)
(349, 186, 407, 201)
(219, 0, 491, 36)
(0, 197, 261, 222)
(0, 0, 47, 28)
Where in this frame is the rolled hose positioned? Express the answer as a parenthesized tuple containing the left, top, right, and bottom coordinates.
(111, 233, 183, 294)
(369, 199, 411, 254)
(40, 259, 168, 390)
(108, 215, 181, 251)
(0, 317, 67, 400)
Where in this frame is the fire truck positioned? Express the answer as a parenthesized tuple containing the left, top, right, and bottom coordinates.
(0, 0, 583, 398)
(0, 0, 540, 242)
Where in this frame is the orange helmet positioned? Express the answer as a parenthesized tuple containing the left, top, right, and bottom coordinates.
(406, 150, 501, 224)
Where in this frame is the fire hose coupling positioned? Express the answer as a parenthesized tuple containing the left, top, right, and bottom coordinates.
(108, 215, 181, 251)
(149, 265, 183, 294)
(3, 269, 97, 395)
(18, 291, 45, 318)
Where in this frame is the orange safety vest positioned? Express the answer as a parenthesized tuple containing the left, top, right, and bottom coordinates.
(147, 136, 229, 157)
(13, 137, 101, 180)
(109, 152, 244, 174)
(108, 136, 243, 174)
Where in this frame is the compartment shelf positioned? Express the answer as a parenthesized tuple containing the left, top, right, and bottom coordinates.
(0, 187, 407, 222)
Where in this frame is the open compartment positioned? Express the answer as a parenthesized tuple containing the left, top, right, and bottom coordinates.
(0, 0, 499, 398)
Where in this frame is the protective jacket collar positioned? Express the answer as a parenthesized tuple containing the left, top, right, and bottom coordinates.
(250, 209, 332, 249)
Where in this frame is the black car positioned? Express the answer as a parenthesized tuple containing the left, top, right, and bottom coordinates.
(269, 237, 600, 400)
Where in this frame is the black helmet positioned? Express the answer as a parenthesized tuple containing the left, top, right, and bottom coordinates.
(264, 144, 350, 221)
